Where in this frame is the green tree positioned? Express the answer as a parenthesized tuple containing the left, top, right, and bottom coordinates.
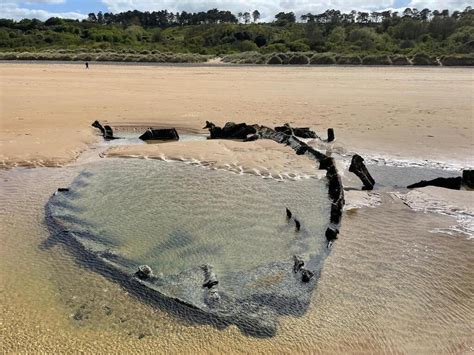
(252, 10, 261, 23)
(348, 28, 378, 50)
(151, 28, 163, 42)
(275, 12, 296, 25)
(328, 26, 345, 49)
(243, 12, 251, 24)
(429, 16, 457, 39)
(87, 13, 97, 22)
(306, 21, 324, 50)
(45, 17, 63, 26)
(125, 25, 146, 41)
(393, 18, 427, 40)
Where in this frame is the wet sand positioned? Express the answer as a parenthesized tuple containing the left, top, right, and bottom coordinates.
(1, 63, 473, 168)
(106, 139, 324, 179)
(1, 166, 473, 353)
(1, 63, 473, 353)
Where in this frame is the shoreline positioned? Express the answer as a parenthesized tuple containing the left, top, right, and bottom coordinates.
(2, 59, 474, 68)
(1, 131, 471, 172)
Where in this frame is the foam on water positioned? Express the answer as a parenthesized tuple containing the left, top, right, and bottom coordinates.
(307, 139, 472, 172)
(393, 188, 474, 239)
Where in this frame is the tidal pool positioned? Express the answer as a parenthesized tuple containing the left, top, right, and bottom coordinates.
(46, 159, 332, 336)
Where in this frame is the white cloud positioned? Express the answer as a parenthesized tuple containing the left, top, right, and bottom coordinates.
(1, 2, 87, 20)
(406, 0, 471, 10)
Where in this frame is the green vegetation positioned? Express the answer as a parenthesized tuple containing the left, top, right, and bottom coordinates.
(0, 48, 210, 63)
(1, 7, 473, 65)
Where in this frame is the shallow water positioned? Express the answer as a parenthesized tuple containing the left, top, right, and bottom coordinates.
(1, 157, 473, 353)
(345, 163, 460, 190)
(48, 159, 330, 282)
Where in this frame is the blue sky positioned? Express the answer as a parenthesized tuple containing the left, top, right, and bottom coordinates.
(2, 0, 471, 21)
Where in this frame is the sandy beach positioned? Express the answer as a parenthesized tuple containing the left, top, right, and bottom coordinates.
(1, 63, 473, 168)
(1, 63, 473, 353)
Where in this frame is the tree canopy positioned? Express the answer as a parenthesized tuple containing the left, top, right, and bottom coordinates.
(1, 7, 472, 56)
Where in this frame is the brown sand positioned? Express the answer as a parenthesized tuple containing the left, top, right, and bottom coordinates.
(1, 63, 473, 168)
(1, 63, 473, 353)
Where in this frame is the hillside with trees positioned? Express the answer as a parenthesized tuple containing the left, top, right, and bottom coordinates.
(0, 7, 473, 65)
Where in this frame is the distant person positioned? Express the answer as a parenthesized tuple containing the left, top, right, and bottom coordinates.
(85, 62, 89, 69)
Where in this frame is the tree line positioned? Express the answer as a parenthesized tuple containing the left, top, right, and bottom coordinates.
(0, 7, 472, 57)
(1, 7, 472, 29)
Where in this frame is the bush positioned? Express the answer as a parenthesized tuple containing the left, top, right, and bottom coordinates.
(348, 28, 378, 51)
(390, 55, 410, 65)
(137, 55, 150, 62)
(239, 53, 266, 64)
(151, 29, 163, 43)
(0, 52, 18, 60)
(361, 55, 392, 65)
(440, 55, 474, 66)
(310, 53, 336, 64)
(288, 40, 310, 52)
(36, 52, 54, 60)
(267, 55, 283, 64)
(288, 54, 309, 64)
(261, 43, 289, 53)
(336, 55, 361, 65)
(400, 39, 415, 49)
(276, 53, 289, 64)
(0, 49, 210, 64)
(221, 52, 265, 64)
(123, 55, 140, 62)
(74, 53, 94, 61)
(54, 53, 74, 61)
(254, 35, 267, 47)
(235, 40, 258, 52)
(411, 53, 438, 65)
(17, 52, 36, 60)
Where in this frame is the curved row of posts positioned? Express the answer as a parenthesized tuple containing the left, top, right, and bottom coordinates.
(91, 119, 376, 280)
(45, 121, 379, 337)
(202, 122, 348, 284)
(252, 125, 347, 250)
(51, 121, 469, 336)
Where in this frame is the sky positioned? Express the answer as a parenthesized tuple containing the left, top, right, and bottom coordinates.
(1, 0, 472, 21)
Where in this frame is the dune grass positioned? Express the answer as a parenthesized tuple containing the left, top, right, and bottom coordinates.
(1, 49, 473, 66)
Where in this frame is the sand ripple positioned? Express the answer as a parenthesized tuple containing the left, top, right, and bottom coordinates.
(105, 139, 325, 181)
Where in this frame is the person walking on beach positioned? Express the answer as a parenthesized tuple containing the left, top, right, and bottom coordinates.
(85, 62, 89, 69)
